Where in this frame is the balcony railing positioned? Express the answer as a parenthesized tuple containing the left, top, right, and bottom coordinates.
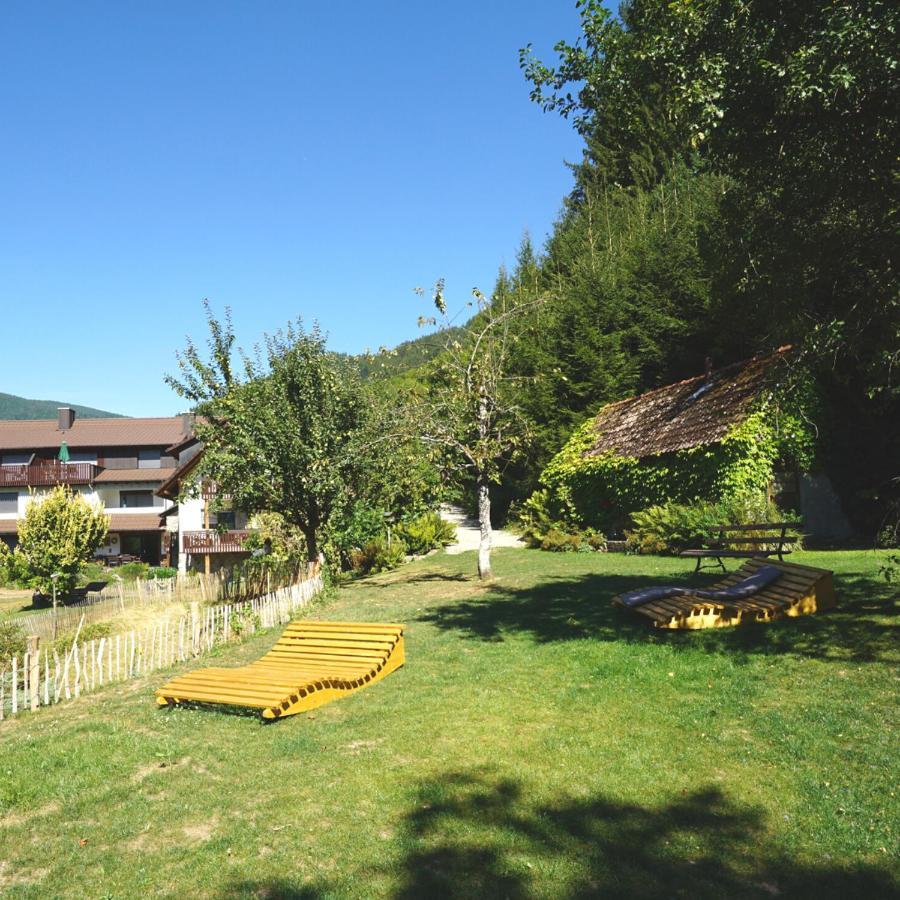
(0, 462, 96, 488)
(183, 529, 254, 554)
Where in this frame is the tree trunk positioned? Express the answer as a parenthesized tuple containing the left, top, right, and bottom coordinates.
(303, 528, 319, 565)
(477, 473, 492, 580)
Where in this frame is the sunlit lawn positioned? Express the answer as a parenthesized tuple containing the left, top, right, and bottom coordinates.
(0, 549, 897, 898)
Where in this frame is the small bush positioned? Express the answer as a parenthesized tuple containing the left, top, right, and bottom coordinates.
(53, 621, 112, 654)
(539, 527, 606, 553)
(625, 498, 796, 555)
(147, 566, 177, 580)
(349, 537, 408, 575)
(0, 621, 27, 666)
(327, 502, 390, 570)
(395, 512, 457, 556)
(517, 491, 605, 552)
(116, 562, 150, 582)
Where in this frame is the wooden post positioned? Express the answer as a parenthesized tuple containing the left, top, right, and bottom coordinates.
(204, 500, 211, 576)
(27, 636, 39, 711)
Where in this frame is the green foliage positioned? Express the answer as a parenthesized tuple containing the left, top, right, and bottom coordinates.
(116, 562, 150, 582)
(625, 498, 792, 555)
(325, 502, 389, 571)
(168, 306, 382, 564)
(534, 394, 815, 535)
(517, 0, 898, 535)
(147, 566, 177, 580)
(53, 621, 112, 654)
(349, 536, 408, 575)
(394, 511, 457, 556)
(16, 485, 109, 596)
(517, 490, 605, 552)
(0, 621, 26, 666)
(0, 542, 32, 589)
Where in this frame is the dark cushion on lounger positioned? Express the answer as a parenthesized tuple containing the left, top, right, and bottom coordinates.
(692, 564, 782, 600)
(618, 585, 691, 608)
(619, 565, 783, 609)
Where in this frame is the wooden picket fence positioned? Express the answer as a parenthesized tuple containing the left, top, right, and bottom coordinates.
(5, 563, 309, 642)
(0, 568, 324, 721)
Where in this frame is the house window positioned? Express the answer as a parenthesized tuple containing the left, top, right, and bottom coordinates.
(0, 492, 17, 513)
(1, 453, 30, 466)
(67, 451, 97, 465)
(120, 490, 154, 508)
(215, 511, 236, 530)
(138, 450, 161, 469)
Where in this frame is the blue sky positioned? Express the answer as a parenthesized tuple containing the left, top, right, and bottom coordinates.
(1, 2, 587, 416)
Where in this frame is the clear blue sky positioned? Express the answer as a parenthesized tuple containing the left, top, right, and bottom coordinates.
(1, 1, 587, 416)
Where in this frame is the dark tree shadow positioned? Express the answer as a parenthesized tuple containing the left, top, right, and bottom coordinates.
(222, 771, 898, 899)
(418, 568, 898, 663)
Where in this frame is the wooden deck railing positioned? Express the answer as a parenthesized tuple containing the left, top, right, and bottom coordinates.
(0, 462, 96, 488)
(183, 529, 254, 554)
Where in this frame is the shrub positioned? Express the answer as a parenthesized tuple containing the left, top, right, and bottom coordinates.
(517, 490, 605, 552)
(116, 562, 150, 582)
(395, 511, 456, 556)
(539, 527, 606, 553)
(147, 566, 177, 580)
(349, 536, 408, 575)
(53, 621, 112, 654)
(625, 498, 796, 555)
(0, 621, 27, 666)
(326, 502, 389, 571)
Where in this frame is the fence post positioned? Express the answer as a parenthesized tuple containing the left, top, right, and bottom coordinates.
(27, 635, 40, 711)
(191, 602, 200, 655)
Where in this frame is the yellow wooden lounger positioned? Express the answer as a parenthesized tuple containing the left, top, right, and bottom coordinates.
(612, 558, 835, 630)
(156, 620, 405, 719)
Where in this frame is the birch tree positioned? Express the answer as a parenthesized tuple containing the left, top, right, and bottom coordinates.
(415, 281, 535, 580)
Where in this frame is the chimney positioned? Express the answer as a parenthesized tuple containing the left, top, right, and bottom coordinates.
(180, 412, 194, 437)
(57, 407, 76, 431)
(704, 357, 714, 381)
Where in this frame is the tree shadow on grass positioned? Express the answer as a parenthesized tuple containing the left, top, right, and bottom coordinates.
(223, 770, 898, 899)
(417, 568, 898, 664)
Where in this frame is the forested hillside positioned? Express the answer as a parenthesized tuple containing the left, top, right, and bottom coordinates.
(367, 0, 899, 534)
(0, 392, 121, 420)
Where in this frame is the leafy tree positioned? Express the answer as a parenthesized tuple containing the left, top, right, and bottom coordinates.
(520, 0, 899, 532)
(168, 309, 372, 564)
(16, 485, 108, 598)
(414, 281, 536, 579)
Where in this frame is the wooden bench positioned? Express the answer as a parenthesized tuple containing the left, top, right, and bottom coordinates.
(613, 557, 835, 630)
(156, 620, 405, 720)
(679, 521, 802, 573)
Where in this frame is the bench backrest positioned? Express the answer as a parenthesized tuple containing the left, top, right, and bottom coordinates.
(712, 522, 803, 548)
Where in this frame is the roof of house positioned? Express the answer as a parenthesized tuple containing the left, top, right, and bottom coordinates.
(585, 346, 794, 460)
(0, 417, 190, 451)
(93, 468, 175, 484)
(106, 513, 166, 532)
(0, 511, 166, 534)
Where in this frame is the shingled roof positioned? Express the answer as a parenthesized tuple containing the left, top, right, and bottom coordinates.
(0, 417, 190, 451)
(585, 346, 794, 460)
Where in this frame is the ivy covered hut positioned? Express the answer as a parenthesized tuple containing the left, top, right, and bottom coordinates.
(530, 347, 850, 543)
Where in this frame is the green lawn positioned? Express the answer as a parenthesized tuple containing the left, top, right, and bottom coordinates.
(0, 549, 897, 898)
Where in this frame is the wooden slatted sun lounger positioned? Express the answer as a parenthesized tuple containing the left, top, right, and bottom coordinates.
(155, 620, 405, 719)
(612, 558, 835, 630)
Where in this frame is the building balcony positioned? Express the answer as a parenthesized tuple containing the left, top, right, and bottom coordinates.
(183, 529, 254, 554)
(0, 462, 96, 488)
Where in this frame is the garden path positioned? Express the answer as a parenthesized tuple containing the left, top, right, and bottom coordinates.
(440, 504, 524, 555)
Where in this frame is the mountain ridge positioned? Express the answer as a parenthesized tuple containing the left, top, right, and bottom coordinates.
(0, 392, 123, 420)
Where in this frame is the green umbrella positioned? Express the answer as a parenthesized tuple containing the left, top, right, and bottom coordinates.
(58, 440, 70, 463)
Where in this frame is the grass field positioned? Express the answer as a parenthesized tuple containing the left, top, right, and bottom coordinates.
(0, 549, 897, 898)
